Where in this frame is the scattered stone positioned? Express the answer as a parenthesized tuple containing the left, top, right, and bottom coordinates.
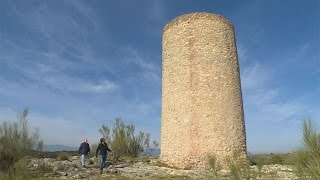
(26, 157, 298, 179)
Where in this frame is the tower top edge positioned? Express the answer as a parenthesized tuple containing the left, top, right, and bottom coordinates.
(163, 12, 233, 32)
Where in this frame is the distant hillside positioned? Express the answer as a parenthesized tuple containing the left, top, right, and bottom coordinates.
(43, 144, 78, 152)
(43, 145, 160, 157)
(150, 148, 160, 157)
(140, 148, 160, 157)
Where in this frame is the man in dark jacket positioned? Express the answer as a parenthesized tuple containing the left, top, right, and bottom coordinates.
(96, 138, 112, 173)
(78, 138, 90, 167)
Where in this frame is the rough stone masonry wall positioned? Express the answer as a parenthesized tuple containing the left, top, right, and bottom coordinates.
(160, 12, 247, 169)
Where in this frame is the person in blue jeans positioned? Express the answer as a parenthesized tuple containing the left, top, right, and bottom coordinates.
(96, 138, 112, 173)
(78, 138, 90, 167)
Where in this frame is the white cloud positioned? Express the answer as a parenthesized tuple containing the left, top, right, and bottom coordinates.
(4, 60, 116, 93)
(141, 71, 161, 81)
(1, 36, 116, 94)
(128, 100, 153, 115)
(82, 80, 117, 93)
(237, 44, 248, 63)
(11, 0, 100, 40)
(0, 1, 121, 96)
(119, 46, 161, 82)
(241, 62, 273, 90)
(239, 44, 310, 123)
(65, 0, 101, 32)
(121, 47, 155, 70)
(0, 107, 100, 147)
(29, 114, 100, 146)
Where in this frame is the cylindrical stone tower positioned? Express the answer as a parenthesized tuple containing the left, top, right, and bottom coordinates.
(161, 12, 247, 169)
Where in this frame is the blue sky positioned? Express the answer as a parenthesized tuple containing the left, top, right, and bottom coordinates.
(0, 0, 319, 153)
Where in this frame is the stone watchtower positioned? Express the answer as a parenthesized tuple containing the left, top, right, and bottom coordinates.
(160, 12, 247, 169)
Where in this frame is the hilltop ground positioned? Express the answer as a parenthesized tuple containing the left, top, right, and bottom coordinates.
(3, 152, 299, 180)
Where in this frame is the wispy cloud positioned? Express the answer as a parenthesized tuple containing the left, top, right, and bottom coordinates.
(237, 44, 248, 64)
(3, 0, 318, 153)
(83, 80, 117, 93)
(121, 47, 156, 70)
(239, 44, 314, 152)
(0, 107, 100, 146)
(2, 48, 116, 94)
(11, 0, 100, 39)
(65, 0, 101, 32)
(148, 0, 166, 22)
(119, 46, 161, 81)
(241, 62, 273, 90)
(0, 1, 138, 147)
(0, 1, 117, 94)
(240, 45, 310, 123)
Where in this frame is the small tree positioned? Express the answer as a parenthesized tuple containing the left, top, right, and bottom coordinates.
(0, 108, 43, 171)
(152, 140, 159, 149)
(142, 139, 159, 157)
(99, 118, 150, 160)
(99, 125, 110, 142)
(90, 143, 98, 158)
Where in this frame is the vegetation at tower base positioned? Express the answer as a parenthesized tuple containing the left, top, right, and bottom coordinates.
(0, 108, 43, 173)
(204, 118, 320, 180)
(293, 118, 320, 179)
(99, 118, 156, 161)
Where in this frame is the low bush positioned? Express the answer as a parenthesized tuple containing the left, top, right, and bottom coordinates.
(293, 119, 320, 179)
(271, 154, 284, 164)
(0, 158, 46, 180)
(206, 155, 221, 179)
(99, 118, 151, 161)
(226, 151, 261, 180)
(0, 108, 43, 172)
(57, 152, 71, 161)
(90, 143, 98, 158)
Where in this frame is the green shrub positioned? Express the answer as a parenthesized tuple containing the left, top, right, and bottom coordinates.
(293, 119, 320, 179)
(57, 152, 70, 161)
(271, 154, 284, 164)
(0, 108, 43, 172)
(99, 118, 150, 161)
(283, 152, 297, 165)
(206, 155, 221, 179)
(90, 143, 98, 158)
(0, 159, 39, 180)
(226, 151, 260, 180)
(205, 152, 264, 180)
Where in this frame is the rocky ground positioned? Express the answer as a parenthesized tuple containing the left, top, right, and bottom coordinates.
(26, 156, 298, 179)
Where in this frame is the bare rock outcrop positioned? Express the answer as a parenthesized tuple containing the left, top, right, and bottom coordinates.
(26, 157, 297, 179)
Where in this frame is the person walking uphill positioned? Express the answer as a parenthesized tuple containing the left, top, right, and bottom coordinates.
(96, 138, 112, 174)
(78, 138, 90, 167)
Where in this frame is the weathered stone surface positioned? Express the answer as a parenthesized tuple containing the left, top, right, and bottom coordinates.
(27, 157, 297, 179)
(161, 12, 247, 169)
